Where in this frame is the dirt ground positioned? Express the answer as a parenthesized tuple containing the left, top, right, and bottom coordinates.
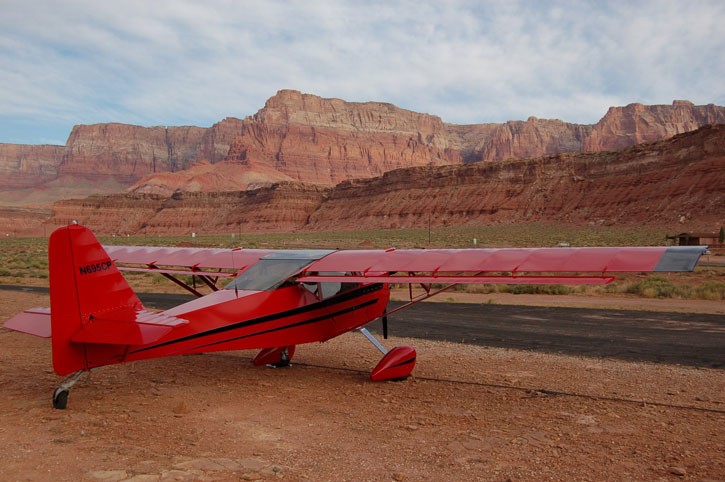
(1, 291, 724, 481)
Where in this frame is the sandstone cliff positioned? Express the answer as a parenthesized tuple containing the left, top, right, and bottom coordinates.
(0, 144, 64, 189)
(59, 123, 206, 180)
(224, 90, 461, 184)
(583, 101, 725, 151)
(2, 91, 724, 206)
(306, 124, 725, 231)
(33, 124, 723, 236)
(446, 101, 725, 163)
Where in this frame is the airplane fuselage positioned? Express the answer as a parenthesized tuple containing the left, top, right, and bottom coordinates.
(82, 282, 390, 370)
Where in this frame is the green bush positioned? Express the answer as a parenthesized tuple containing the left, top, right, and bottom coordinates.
(625, 277, 692, 299)
(505, 284, 572, 295)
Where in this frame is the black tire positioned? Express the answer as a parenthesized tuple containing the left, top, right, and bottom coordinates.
(52, 388, 68, 410)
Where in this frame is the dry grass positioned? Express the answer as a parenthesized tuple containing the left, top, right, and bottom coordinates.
(1, 224, 721, 300)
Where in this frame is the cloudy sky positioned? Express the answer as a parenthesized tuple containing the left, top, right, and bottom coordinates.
(1, 0, 723, 145)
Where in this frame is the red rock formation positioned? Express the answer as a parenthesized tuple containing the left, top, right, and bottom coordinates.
(448, 101, 725, 162)
(449, 118, 593, 162)
(59, 123, 207, 181)
(583, 102, 725, 151)
(2, 92, 724, 206)
(0, 206, 52, 236)
(0, 144, 64, 189)
(127, 159, 294, 196)
(307, 124, 725, 230)
(195, 117, 244, 163)
(33, 124, 724, 236)
(224, 90, 461, 184)
(48, 183, 327, 235)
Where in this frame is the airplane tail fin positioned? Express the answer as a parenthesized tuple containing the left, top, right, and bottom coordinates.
(49, 224, 144, 375)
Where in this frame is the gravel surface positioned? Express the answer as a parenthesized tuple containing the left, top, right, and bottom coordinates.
(1, 291, 723, 481)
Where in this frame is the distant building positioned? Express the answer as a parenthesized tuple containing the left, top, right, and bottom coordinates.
(666, 232, 723, 248)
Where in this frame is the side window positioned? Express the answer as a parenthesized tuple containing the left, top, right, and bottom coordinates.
(318, 272, 360, 299)
(301, 282, 318, 296)
(320, 281, 342, 299)
(300, 273, 360, 300)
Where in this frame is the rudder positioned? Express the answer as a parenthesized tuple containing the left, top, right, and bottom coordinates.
(49, 224, 143, 375)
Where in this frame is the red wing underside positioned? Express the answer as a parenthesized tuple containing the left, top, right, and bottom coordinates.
(298, 275, 616, 285)
(103, 245, 272, 277)
(298, 246, 706, 285)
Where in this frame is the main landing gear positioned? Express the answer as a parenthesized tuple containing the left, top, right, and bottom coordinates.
(358, 327, 416, 381)
(52, 370, 86, 409)
(253, 346, 296, 368)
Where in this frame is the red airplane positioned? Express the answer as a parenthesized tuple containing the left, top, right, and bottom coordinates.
(4, 224, 706, 409)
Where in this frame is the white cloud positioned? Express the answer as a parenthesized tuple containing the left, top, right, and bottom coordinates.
(0, 0, 723, 143)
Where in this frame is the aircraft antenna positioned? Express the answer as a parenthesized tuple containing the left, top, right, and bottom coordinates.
(231, 245, 239, 298)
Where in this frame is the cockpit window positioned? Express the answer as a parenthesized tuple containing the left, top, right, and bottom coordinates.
(225, 250, 333, 292)
(300, 272, 360, 299)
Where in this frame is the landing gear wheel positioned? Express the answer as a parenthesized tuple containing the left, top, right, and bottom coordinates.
(52, 388, 69, 410)
(253, 346, 295, 367)
(269, 358, 291, 368)
(268, 349, 291, 368)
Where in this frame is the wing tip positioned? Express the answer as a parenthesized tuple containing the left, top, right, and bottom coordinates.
(654, 246, 708, 272)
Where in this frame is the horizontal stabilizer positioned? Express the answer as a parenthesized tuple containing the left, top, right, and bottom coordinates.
(3, 308, 51, 338)
(70, 309, 189, 345)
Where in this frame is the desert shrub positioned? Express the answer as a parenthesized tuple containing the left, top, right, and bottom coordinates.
(507, 284, 572, 295)
(625, 277, 693, 299)
(695, 281, 725, 301)
(458, 284, 498, 294)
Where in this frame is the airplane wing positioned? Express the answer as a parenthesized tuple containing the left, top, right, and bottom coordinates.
(103, 245, 273, 277)
(297, 246, 707, 285)
(103, 244, 706, 285)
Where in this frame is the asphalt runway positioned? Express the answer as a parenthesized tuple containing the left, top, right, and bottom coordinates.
(3, 285, 723, 368)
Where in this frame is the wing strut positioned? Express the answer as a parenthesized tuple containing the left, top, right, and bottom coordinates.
(384, 283, 459, 318)
(358, 327, 387, 354)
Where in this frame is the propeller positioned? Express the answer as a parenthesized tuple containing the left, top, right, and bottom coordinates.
(382, 315, 388, 339)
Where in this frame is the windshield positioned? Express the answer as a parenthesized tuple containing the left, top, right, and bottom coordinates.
(225, 250, 333, 291)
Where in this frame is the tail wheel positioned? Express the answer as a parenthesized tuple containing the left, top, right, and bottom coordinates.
(52, 388, 69, 409)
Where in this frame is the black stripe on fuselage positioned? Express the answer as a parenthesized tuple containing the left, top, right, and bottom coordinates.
(130, 283, 383, 354)
(191, 298, 379, 352)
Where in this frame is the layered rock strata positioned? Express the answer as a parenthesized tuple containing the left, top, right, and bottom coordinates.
(2, 91, 724, 205)
(223, 90, 461, 184)
(34, 124, 723, 236)
(307, 125, 725, 230)
(48, 183, 328, 235)
(0, 144, 64, 189)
